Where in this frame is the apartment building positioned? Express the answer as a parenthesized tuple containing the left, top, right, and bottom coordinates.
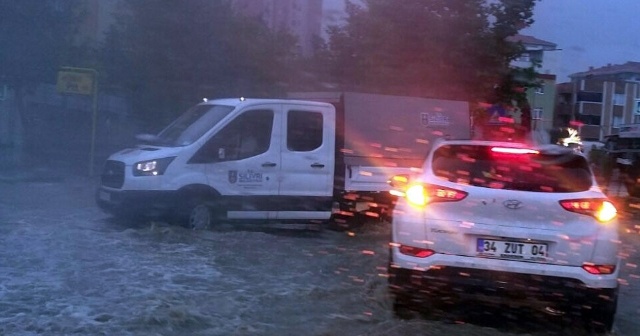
(555, 62, 640, 141)
(232, 0, 324, 57)
(507, 34, 559, 133)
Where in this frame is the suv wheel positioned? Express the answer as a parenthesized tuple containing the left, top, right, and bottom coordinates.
(583, 287, 618, 333)
(388, 252, 430, 318)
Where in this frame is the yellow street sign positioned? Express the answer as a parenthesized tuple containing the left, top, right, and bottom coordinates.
(57, 66, 99, 176)
(56, 70, 94, 95)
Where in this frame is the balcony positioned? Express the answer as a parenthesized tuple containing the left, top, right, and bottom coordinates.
(580, 125, 601, 140)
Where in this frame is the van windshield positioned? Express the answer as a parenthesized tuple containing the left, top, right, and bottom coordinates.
(154, 104, 235, 147)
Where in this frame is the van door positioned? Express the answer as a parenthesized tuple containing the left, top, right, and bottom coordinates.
(189, 106, 281, 219)
(277, 104, 335, 220)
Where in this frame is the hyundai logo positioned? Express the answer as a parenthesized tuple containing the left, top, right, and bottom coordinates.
(503, 200, 523, 210)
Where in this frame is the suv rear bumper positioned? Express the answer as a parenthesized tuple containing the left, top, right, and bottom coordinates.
(387, 263, 619, 318)
(390, 249, 620, 289)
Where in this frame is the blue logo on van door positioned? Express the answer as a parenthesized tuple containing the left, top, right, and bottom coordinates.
(421, 112, 450, 127)
(228, 170, 238, 184)
(239, 170, 262, 183)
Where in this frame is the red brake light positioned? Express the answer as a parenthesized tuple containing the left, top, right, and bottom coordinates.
(399, 245, 435, 258)
(582, 263, 616, 275)
(559, 198, 617, 222)
(491, 147, 539, 155)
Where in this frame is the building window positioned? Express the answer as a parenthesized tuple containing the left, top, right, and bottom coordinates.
(613, 116, 624, 128)
(535, 86, 544, 94)
(613, 93, 625, 106)
(576, 92, 603, 102)
(517, 53, 531, 62)
(532, 108, 543, 120)
(577, 114, 601, 126)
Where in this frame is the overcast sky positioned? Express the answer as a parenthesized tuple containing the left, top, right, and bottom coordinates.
(322, 0, 640, 83)
(522, 0, 640, 83)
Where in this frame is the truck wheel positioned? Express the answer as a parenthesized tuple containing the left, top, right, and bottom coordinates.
(185, 199, 213, 230)
(328, 201, 364, 231)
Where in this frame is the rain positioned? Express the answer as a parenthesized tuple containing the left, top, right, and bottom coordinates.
(2, 1, 640, 335)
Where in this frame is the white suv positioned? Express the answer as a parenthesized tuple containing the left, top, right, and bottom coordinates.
(388, 139, 620, 332)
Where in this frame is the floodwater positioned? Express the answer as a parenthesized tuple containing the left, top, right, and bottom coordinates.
(1, 176, 639, 335)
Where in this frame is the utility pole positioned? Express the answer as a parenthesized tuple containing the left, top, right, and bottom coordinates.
(56, 67, 99, 176)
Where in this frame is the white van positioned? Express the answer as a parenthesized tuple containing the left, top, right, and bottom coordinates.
(96, 93, 470, 229)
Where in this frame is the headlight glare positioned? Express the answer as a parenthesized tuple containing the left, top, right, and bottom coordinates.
(133, 157, 176, 176)
(406, 184, 428, 206)
(136, 161, 157, 172)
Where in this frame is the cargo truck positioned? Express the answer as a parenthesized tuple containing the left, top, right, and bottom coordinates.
(96, 92, 471, 229)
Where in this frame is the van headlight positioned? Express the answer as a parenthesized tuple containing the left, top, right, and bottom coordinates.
(133, 157, 176, 176)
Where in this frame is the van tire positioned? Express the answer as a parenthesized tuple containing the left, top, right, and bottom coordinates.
(328, 201, 364, 231)
(184, 198, 213, 230)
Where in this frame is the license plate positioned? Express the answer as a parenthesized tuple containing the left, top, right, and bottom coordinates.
(99, 190, 111, 202)
(477, 238, 547, 261)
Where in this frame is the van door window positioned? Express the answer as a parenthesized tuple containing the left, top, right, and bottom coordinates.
(287, 110, 323, 152)
(190, 109, 273, 163)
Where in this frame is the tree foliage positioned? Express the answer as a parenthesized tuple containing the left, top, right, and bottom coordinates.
(0, 0, 84, 88)
(0, 0, 85, 147)
(101, 0, 540, 128)
(489, 0, 539, 131)
(102, 0, 297, 126)
(327, 0, 539, 105)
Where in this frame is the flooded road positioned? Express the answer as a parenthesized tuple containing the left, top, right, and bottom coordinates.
(1, 176, 639, 335)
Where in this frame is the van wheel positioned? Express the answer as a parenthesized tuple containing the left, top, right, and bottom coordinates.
(185, 199, 213, 230)
(328, 202, 364, 231)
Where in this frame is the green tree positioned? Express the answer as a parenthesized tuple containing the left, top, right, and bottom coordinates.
(327, 0, 539, 106)
(286, 35, 336, 91)
(0, 0, 84, 146)
(101, 0, 297, 128)
(489, 0, 539, 131)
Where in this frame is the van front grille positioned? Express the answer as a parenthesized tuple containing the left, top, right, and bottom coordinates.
(101, 160, 125, 189)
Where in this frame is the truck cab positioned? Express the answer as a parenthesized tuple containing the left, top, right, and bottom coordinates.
(97, 98, 336, 229)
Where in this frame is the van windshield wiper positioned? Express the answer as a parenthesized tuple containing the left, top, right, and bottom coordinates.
(135, 133, 167, 146)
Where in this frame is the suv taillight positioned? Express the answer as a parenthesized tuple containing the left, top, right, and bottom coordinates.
(403, 184, 468, 207)
(582, 263, 616, 275)
(559, 198, 617, 222)
(399, 245, 435, 258)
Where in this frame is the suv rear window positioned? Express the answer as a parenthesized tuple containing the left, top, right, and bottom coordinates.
(431, 144, 593, 193)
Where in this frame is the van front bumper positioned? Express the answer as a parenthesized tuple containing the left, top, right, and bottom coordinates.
(96, 187, 180, 218)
